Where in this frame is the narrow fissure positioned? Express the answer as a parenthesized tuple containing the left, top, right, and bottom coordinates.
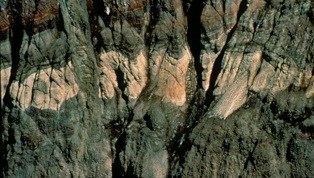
(242, 140, 258, 170)
(0, 112, 5, 177)
(168, 0, 249, 173)
(114, 67, 128, 103)
(112, 67, 136, 177)
(307, 9, 314, 24)
(2, 1, 25, 175)
(145, 0, 160, 48)
(3, 2, 24, 109)
(286, 137, 294, 162)
(186, 0, 206, 90)
(90, 0, 107, 53)
(167, 92, 202, 171)
(167, 0, 206, 172)
(112, 132, 127, 178)
(144, 114, 154, 131)
(111, 107, 135, 177)
(168, 132, 192, 175)
(56, 7, 66, 32)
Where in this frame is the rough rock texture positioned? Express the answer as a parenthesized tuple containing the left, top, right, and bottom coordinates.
(0, 0, 313, 177)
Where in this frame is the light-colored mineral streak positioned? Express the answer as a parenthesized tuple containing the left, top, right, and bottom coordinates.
(210, 74, 249, 119)
(99, 46, 192, 107)
(208, 51, 262, 118)
(151, 45, 191, 106)
(98, 50, 148, 100)
(9, 61, 79, 110)
(208, 49, 313, 119)
(1, 67, 11, 103)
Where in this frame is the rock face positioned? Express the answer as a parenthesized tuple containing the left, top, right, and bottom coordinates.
(1, 0, 313, 177)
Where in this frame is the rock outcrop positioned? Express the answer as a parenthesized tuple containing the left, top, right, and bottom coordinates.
(1, 0, 313, 177)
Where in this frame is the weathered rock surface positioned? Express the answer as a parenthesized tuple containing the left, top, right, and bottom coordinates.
(1, 0, 313, 177)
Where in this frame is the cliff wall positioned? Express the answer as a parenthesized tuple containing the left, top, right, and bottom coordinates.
(1, 0, 313, 177)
